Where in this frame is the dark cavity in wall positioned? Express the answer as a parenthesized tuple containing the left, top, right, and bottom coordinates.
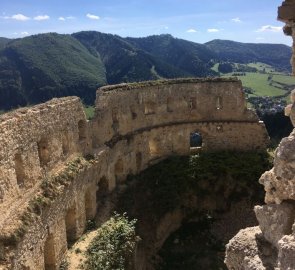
(38, 138, 50, 167)
(14, 153, 26, 188)
(65, 205, 78, 244)
(44, 234, 56, 270)
(78, 120, 87, 141)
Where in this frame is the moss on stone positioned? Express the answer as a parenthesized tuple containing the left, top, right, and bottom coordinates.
(1, 156, 95, 244)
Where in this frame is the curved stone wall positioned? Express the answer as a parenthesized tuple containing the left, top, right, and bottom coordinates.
(0, 78, 269, 269)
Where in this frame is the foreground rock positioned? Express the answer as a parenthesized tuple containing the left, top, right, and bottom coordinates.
(225, 89, 295, 269)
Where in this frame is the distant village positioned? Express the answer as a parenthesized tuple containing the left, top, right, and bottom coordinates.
(245, 89, 287, 115)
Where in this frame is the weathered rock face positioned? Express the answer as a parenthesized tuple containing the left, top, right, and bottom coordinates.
(278, 0, 295, 75)
(225, 121, 295, 269)
(225, 3, 295, 268)
(0, 78, 268, 269)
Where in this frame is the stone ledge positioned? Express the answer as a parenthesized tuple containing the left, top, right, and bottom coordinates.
(99, 77, 240, 93)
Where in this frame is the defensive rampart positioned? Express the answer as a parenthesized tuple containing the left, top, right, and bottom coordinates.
(0, 78, 269, 269)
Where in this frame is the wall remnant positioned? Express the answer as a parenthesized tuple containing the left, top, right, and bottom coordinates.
(0, 78, 268, 269)
(278, 0, 295, 75)
(225, 4, 295, 267)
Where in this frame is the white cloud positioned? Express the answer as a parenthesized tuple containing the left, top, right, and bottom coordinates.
(256, 37, 265, 40)
(231, 17, 241, 23)
(4, 14, 30, 21)
(21, 31, 29, 36)
(34, 15, 50, 21)
(207, 28, 219, 33)
(186, 28, 197, 33)
(256, 25, 282, 32)
(58, 16, 75, 21)
(86, 13, 100, 20)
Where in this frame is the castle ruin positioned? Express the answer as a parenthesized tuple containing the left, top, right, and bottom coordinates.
(0, 78, 269, 269)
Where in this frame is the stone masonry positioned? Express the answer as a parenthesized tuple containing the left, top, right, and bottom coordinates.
(278, 0, 295, 75)
(0, 78, 268, 269)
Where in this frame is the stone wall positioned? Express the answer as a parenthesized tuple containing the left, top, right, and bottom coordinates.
(225, 119, 295, 270)
(278, 0, 295, 75)
(0, 78, 268, 269)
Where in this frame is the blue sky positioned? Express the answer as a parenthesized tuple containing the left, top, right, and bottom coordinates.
(0, 0, 291, 45)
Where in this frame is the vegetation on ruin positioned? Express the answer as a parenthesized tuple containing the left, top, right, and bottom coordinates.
(5, 156, 95, 244)
(83, 213, 140, 270)
(120, 151, 272, 220)
(116, 151, 272, 269)
(83, 105, 95, 120)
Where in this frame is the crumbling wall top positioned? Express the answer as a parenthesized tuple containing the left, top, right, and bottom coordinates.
(99, 77, 240, 93)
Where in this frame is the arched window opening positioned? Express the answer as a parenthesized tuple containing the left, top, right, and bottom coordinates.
(14, 153, 25, 188)
(144, 101, 156, 115)
(44, 234, 56, 270)
(190, 132, 203, 154)
(38, 138, 50, 167)
(216, 96, 223, 110)
(78, 120, 87, 141)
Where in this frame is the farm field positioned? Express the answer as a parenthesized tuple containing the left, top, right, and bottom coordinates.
(213, 62, 295, 97)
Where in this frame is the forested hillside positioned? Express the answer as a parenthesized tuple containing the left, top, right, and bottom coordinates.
(0, 31, 292, 110)
(0, 33, 106, 110)
(206, 39, 291, 72)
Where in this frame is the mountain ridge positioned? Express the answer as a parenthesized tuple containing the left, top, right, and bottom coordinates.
(0, 31, 292, 110)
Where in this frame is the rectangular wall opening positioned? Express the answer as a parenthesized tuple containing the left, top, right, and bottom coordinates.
(44, 234, 56, 270)
(167, 97, 174, 112)
(136, 152, 142, 171)
(78, 120, 87, 141)
(189, 97, 196, 109)
(190, 132, 203, 154)
(85, 188, 96, 220)
(14, 153, 26, 188)
(65, 205, 77, 245)
(216, 96, 223, 110)
(38, 138, 50, 167)
(62, 132, 70, 156)
(149, 138, 160, 158)
(130, 105, 137, 119)
(144, 101, 156, 115)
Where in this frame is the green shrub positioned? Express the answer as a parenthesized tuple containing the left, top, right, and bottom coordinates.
(84, 213, 140, 270)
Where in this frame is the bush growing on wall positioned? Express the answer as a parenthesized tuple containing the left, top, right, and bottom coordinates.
(84, 213, 140, 270)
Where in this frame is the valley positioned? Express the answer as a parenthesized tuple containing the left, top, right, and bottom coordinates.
(0, 32, 292, 112)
